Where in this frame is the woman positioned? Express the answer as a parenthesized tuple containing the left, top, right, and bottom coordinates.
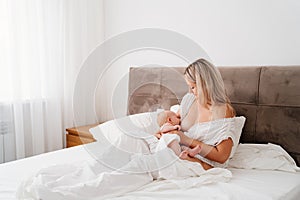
(175, 58, 235, 170)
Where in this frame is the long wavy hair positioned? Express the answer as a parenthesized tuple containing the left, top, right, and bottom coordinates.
(184, 58, 232, 111)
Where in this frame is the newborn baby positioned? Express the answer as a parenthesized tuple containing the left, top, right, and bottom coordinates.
(157, 110, 181, 133)
(156, 110, 201, 159)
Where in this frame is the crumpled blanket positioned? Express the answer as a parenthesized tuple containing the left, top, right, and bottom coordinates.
(17, 146, 231, 200)
(17, 112, 241, 200)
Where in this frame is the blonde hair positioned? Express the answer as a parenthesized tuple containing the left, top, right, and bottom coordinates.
(184, 58, 233, 111)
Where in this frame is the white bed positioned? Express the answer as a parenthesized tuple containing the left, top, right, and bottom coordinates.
(1, 141, 300, 200)
(2, 66, 300, 200)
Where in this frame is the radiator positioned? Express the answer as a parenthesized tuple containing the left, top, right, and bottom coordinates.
(0, 100, 47, 164)
(0, 104, 15, 164)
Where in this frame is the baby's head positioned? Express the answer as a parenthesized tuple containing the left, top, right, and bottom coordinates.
(157, 110, 180, 127)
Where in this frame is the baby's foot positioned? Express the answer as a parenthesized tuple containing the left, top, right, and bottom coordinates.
(179, 150, 189, 160)
(187, 145, 201, 157)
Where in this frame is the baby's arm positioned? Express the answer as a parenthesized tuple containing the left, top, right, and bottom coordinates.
(174, 124, 181, 131)
(160, 123, 181, 133)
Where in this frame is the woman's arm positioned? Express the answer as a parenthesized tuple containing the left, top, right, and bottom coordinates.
(176, 131, 233, 164)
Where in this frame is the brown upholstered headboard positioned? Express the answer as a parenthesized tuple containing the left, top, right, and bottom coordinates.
(128, 66, 300, 165)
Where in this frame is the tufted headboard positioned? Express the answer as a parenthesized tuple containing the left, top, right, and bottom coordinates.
(128, 66, 300, 165)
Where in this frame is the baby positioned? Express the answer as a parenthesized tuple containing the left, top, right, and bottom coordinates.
(157, 110, 181, 134)
(156, 110, 201, 159)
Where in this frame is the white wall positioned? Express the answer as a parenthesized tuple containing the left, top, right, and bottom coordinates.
(95, 0, 300, 121)
(104, 0, 300, 65)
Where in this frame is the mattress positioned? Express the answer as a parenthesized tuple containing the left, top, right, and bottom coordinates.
(1, 142, 300, 200)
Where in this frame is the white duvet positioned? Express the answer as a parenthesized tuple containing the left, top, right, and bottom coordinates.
(17, 112, 235, 200)
(16, 112, 300, 200)
(17, 148, 232, 200)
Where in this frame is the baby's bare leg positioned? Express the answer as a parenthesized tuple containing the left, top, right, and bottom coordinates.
(167, 140, 182, 156)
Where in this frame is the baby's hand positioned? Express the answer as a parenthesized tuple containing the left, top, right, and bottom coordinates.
(155, 133, 162, 139)
(174, 125, 181, 131)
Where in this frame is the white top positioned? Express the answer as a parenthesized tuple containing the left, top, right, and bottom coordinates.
(180, 93, 196, 120)
(179, 93, 246, 167)
(185, 116, 245, 167)
(180, 93, 198, 131)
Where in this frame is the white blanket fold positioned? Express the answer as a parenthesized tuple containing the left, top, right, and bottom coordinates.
(17, 148, 231, 200)
(17, 116, 243, 200)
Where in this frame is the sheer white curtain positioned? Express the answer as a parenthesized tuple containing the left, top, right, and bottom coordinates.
(0, 0, 104, 163)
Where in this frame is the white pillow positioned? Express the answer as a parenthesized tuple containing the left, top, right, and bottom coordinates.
(230, 116, 246, 158)
(228, 143, 300, 172)
(89, 112, 160, 154)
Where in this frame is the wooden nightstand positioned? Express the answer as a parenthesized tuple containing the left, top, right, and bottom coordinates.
(66, 124, 98, 147)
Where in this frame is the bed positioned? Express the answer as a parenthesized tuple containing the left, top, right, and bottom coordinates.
(1, 66, 300, 200)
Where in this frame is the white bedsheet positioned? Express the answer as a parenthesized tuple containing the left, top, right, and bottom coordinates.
(15, 116, 246, 199)
(111, 168, 300, 200)
(1, 142, 300, 200)
(0, 144, 98, 200)
(16, 146, 232, 199)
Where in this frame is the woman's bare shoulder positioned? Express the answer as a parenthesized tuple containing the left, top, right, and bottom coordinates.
(225, 103, 235, 118)
(211, 103, 235, 119)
